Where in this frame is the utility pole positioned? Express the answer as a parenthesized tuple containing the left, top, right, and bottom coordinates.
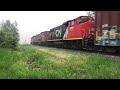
(25, 39, 26, 44)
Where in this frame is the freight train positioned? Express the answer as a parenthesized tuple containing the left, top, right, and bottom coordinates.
(31, 11, 120, 53)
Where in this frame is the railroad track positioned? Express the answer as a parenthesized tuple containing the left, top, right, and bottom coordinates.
(45, 46, 120, 60)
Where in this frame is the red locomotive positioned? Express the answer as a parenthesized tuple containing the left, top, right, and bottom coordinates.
(64, 16, 94, 39)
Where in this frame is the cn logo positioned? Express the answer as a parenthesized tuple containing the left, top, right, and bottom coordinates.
(55, 29, 62, 37)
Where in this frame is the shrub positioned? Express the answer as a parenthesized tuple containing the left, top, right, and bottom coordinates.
(0, 20, 19, 50)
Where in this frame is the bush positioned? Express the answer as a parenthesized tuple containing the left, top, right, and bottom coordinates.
(0, 20, 19, 50)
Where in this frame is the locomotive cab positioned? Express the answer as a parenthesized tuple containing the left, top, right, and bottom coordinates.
(65, 16, 95, 40)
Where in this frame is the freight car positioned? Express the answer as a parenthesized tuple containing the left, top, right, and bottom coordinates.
(95, 11, 120, 52)
(31, 11, 120, 53)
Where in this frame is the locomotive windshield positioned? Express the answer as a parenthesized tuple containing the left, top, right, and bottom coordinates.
(76, 18, 82, 24)
(76, 17, 89, 24)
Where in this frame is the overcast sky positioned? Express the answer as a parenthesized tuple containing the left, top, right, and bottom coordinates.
(0, 11, 87, 44)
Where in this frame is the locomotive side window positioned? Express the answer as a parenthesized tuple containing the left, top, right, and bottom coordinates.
(76, 18, 82, 24)
(70, 20, 74, 27)
(82, 17, 89, 22)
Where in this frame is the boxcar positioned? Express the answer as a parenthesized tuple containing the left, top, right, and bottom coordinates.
(95, 11, 120, 47)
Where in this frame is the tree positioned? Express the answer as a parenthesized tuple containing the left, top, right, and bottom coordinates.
(0, 20, 19, 50)
(86, 11, 95, 19)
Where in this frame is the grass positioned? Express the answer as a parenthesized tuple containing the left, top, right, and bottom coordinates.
(0, 44, 120, 79)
